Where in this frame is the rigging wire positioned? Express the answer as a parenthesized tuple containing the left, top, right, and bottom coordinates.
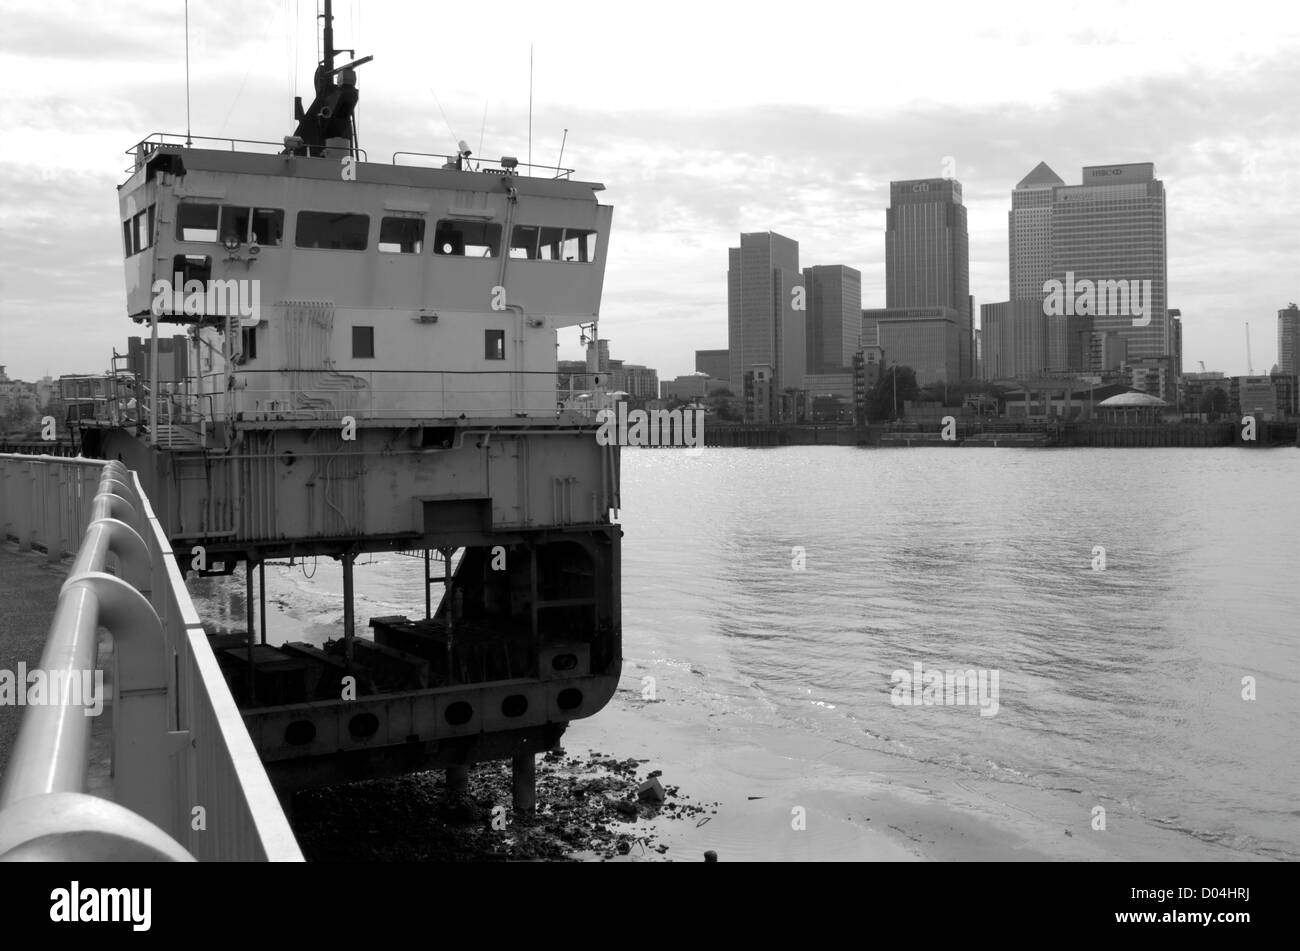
(430, 88, 460, 153)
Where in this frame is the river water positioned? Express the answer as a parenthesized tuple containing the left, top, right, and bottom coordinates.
(191, 446, 1300, 860)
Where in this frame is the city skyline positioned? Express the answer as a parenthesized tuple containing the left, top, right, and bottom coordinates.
(1, 1, 1297, 384)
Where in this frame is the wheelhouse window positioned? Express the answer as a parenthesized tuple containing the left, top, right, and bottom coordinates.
(434, 220, 501, 257)
(560, 228, 597, 263)
(508, 225, 598, 263)
(175, 203, 219, 242)
(171, 254, 212, 286)
(296, 211, 370, 250)
(508, 225, 540, 259)
(537, 226, 565, 261)
(226, 206, 284, 246)
(124, 205, 155, 257)
(378, 216, 425, 254)
(352, 326, 375, 359)
(175, 203, 284, 246)
(484, 329, 505, 360)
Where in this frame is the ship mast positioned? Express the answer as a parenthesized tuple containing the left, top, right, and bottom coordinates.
(322, 0, 336, 77)
(288, 0, 371, 156)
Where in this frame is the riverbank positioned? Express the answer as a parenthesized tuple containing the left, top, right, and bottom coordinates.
(704, 419, 1298, 448)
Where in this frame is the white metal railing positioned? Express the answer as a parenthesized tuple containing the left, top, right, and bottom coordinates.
(126, 133, 368, 172)
(391, 151, 574, 179)
(0, 454, 302, 861)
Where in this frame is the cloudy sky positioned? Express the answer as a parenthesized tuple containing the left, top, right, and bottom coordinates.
(1, 0, 1297, 382)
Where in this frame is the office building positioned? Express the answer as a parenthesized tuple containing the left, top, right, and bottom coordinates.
(695, 349, 730, 382)
(863, 306, 961, 385)
(728, 232, 805, 419)
(981, 300, 1047, 380)
(886, 178, 972, 379)
(803, 265, 862, 373)
(1048, 163, 1169, 395)
(1279, 303, 1300, 375)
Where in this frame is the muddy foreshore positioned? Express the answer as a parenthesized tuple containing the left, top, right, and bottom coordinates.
(290, 748, 719, 862)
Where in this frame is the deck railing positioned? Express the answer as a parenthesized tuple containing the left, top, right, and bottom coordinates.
(0, 454, 302, 861)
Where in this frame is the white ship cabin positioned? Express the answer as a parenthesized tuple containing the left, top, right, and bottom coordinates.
(117, 135, 612, 426)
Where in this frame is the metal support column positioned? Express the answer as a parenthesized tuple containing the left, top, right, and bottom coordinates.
(511, 752, 535, 813)
(424, 548, 432, 620)
(342, 550, 355, 668)
(259, 561, 267, 646)
(445, 765, 468, 797)
(245, 559, 256, 702)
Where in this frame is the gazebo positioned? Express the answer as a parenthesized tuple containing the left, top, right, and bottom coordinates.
(1096, 391, 1168, 424)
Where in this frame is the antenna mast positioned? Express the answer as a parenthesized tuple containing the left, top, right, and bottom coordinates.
(1246, 322, 1254, 375)
(184, 0, 193, 145)
(528, 44, 534, 168)
(322, 0, 336, 74)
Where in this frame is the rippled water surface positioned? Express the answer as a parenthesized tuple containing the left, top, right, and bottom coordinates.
(615, 447, 1300, 859)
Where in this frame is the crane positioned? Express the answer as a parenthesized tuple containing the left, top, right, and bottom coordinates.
(1199, 360, 1207, 373)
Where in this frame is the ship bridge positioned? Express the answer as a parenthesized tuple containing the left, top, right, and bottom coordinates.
(118, 135, 612, 425)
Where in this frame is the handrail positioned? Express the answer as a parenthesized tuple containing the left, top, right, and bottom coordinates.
(0, 455, 303, 861)
(391, 151, 574, 179)
(126, 132, 368, 171)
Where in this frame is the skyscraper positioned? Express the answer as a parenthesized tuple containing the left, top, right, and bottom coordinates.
(1010, 162, 1064, 304)
(981, 300, 1046, 380)
(1049, 164, 1168, 377)
(1000, 161, 1064, 376)
(885, 178, 972, 379)
(802, 265, 862, 373)
(727, 232, 804, 417)
(1278, 303, 1300, 374)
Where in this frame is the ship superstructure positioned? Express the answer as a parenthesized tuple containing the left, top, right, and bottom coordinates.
(78, 3, 621, 799)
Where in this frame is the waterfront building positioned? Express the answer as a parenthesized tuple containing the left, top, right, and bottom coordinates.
(981, 300, 1047, 380)
(695, 349, 730, 382)
(1048, 164, 1169, 396)
(728, 232, 805, 419)
(1279, 303, 1300, 375)
(886, 179, 972, 379)
(863, 306, 961, 385)
(803, 265, 862, 373)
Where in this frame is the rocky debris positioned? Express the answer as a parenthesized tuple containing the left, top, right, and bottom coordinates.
(636, 777, 666, 804)
(290, 752, 720, 862)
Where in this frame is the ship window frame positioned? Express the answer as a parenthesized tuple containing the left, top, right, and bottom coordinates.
(352, 326, 376, 359)
(238, 326, 258, 362)
(175, 203, 284, 246)
(559, 228, 598, 263)
(171, 254, 212, 288)
(484, 329, 505, 361)
(295, 210, 372, 251)
(228, 206, 285, 247)
(508, 224, 598, 263)
(378, 215, 426, 254)
(175, 201, 221, 244)
(508, 225, 540, 260)
(433, 219, 501, 258)
(124, 204, 155, 257)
